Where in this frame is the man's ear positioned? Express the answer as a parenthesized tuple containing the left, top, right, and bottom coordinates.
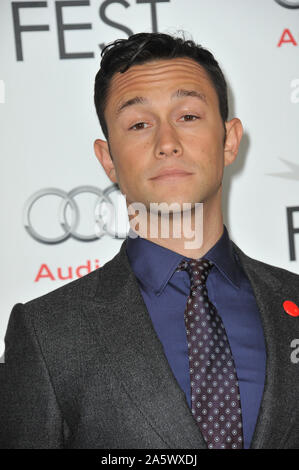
(94, 138, 117, 183)
(223, 118, 243, 167)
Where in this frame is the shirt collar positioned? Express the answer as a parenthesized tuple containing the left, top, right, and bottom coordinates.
(125, 224, 241, 296)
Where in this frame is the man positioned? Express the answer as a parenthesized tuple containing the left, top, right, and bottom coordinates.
(1, 32, 299, 449)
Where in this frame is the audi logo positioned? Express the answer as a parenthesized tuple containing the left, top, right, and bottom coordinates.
(23, 184, 128, 244)
(274, 0, 299, 8)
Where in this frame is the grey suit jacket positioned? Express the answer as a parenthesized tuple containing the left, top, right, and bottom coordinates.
(1, 239, 299, 449)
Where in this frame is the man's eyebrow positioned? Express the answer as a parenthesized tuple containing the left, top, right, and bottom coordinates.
(116, 96, 149, 115)
(172, 88, 208, 103)
(115, 88, 207, 116)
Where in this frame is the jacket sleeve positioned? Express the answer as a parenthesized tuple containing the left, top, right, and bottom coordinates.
(0, 302, 66, 448)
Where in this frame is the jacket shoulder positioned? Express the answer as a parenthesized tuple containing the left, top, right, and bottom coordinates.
(24, 266, 101, 311)
(22, 244, 127, 317)
(232, 242, 299, 287)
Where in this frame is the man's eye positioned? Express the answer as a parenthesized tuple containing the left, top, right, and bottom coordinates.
(181, 114, 199, 121)
(130, 122, 149, 130)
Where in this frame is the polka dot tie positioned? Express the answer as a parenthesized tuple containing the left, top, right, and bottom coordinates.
(176, 258, 243, 449)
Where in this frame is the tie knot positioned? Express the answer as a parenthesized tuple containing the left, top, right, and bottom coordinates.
(176, 258, 213, 286)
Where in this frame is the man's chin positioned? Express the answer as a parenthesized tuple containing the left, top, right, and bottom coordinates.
(127, 199, 202, 215)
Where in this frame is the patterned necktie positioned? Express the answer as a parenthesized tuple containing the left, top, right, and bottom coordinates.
(176, 258, 243, 449)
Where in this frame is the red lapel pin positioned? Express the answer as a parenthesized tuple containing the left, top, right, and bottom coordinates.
(283, 300, 299, 317)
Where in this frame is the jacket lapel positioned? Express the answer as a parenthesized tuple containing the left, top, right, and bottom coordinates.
(84, 239, 207, 449)
(232, 243, 299, 449)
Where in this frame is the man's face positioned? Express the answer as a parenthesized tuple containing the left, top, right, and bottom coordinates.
(95, 57, 240, 210)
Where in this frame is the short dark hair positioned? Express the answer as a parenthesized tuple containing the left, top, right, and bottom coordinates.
(94, 32, 228, 141)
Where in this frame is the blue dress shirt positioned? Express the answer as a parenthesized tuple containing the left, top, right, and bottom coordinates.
(126, 225, 266, 449)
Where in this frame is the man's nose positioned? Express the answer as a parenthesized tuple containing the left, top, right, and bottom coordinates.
(154, 122, 183, 158)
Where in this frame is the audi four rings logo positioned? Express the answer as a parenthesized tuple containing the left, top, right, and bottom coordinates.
(24, 184, 128, 244)
(274, 0, 299, 7)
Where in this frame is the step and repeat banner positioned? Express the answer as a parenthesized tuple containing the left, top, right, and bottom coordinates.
(0, 0, 299, 361)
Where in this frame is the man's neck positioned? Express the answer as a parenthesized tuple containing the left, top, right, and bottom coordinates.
(127, 202, 224, 259)
(145, 221, 224, 259)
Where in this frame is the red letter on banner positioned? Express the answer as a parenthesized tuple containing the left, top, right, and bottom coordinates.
(34, 264, 55, 282)
(277, 29, 298, 47)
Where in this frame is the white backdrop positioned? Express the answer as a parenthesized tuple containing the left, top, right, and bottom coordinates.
(1, 0, 299, 361)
